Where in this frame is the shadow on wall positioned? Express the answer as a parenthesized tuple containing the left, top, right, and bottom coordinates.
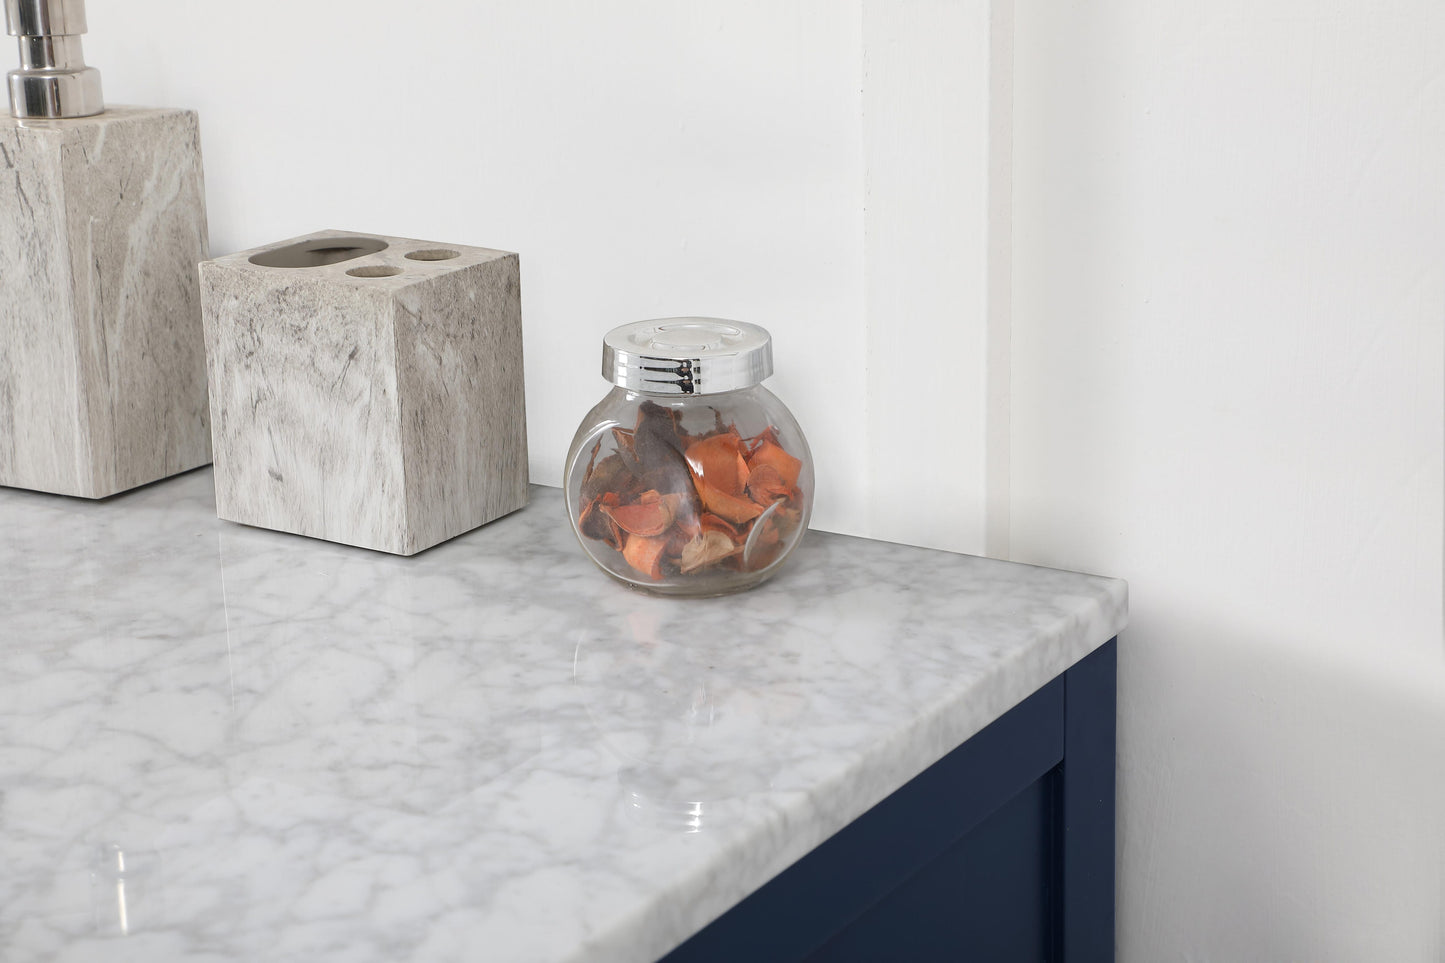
(1117, 619, 1445, 962)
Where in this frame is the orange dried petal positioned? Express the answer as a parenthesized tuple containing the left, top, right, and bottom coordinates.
(601, 495, 675, 537)
(622, 533, 669, 579)
(700, 512, 740, 537)
(745, 463, 789, 505)
(747, 440, 801, 489)
(685, 432, 750, 497)
(744, 426, 780, 456)
(694, 476, 764, 525)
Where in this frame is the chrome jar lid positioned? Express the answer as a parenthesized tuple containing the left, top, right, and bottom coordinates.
(602, 318, 773, 395)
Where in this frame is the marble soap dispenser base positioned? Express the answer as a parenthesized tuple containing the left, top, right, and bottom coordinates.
(199, 230, 528, 557)
(0, 106, 212, 498)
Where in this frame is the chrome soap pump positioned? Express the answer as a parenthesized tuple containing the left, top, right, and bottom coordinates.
(6, 0, 103, 119)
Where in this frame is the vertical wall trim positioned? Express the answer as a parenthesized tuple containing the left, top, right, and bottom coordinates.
(985, 0, 1014, 560)
(861, 0, 993, 554)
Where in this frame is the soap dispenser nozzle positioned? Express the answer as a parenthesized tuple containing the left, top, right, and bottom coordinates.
(5, 0, 102, 119)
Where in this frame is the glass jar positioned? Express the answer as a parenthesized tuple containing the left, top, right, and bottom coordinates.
(564, 318, 813, 596)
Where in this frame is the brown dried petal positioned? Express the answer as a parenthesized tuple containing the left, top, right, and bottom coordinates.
(582, 452, 638, 504)
(579, 494, 624, 551)
(634, 401, 688, 472)
(661, 492, 700, 540)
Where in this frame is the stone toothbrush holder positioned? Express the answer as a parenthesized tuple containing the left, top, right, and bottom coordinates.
(199, 230, 528, 556)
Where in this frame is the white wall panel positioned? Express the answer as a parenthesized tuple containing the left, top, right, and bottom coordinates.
(87, 1, 874, 533)
(88, 0, 997, 551)
(861, 0, 1001, 553)
(1012, 2, 1445, 958)
(67, 3, 1445, 958)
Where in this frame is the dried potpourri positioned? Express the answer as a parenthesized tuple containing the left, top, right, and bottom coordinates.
(576, 401, 805, 582)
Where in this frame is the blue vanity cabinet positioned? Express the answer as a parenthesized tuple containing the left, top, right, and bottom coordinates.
(663, 639, 1117, 963)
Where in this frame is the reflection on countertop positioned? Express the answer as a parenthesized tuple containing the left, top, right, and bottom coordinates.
(0, 469, 1125, 963)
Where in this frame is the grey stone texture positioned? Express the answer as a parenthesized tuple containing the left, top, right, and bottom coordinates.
(0, 106, 212, 498)
(200, 230, 528, 556)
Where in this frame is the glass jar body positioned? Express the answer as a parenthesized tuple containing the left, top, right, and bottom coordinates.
(564, 385, 813, 596)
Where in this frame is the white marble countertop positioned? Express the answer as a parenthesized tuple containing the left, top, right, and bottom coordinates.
(0, 470, 1126, 963)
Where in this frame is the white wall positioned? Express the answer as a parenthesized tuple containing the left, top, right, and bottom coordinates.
(77, 1, 1445, 958)
(1012, 1, 1445, 959)
(85, 0, 996, 551)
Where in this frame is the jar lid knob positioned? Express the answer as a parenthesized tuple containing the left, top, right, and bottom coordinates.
(602, 318, 773, 395)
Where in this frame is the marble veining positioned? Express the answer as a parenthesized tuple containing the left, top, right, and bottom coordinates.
(0, 106, 211, 498)
(200, 230, 528, 557)
(0, 472, 1126, 962)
